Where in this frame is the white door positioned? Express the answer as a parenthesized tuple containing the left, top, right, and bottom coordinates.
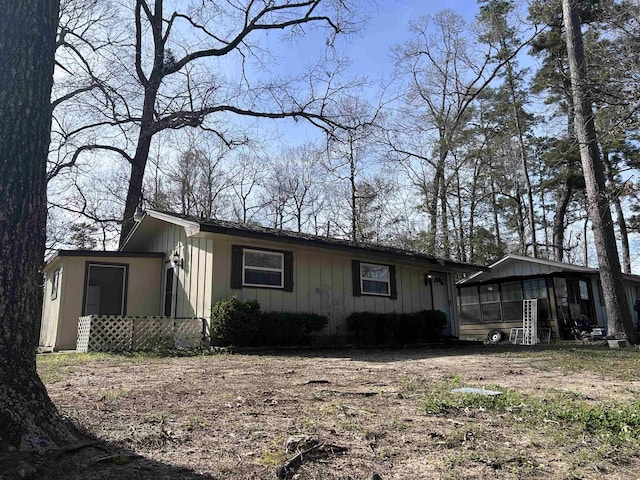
(430, 271, 452, 335)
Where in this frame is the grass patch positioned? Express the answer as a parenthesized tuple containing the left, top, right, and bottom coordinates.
(497, 344, 640, 381)
(37, 352, 115, 383)
(415, 377, 640, 441)
(37, 349, 224, 384)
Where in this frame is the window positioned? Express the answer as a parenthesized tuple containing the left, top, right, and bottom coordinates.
(351, 260, 397, 299)
(83, 263, 127, 315)
(360, 263, 390, 296)
(50, 268, 60, 300)
(243, 249, 284, 288)
(523, 278, 547, 299)
(163, 263, 175, 317)
(479, 284, 501, 322)
(458, 286, 481, 324)
(501, 281, 523, 322)
(230, 245, 293, 291)
(523, 278, 549, 322)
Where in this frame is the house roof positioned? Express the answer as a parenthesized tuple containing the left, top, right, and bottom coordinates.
(46, 250, 165, 263)
(123, 209, 485, 272)
(44, 250, 165, 269)
(457, 254, 623, 285)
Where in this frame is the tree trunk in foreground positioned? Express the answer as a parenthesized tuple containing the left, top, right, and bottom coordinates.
(562, 0, 638, 344)
(0, 1, 81, 452)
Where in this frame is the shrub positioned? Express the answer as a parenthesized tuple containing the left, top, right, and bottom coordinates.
(346, 310, 447, 346)
(258, 312, 328, 346)
(210, 297, 261, 346)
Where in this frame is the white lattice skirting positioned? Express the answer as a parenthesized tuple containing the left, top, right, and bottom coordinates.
(77, 316, 206, 353)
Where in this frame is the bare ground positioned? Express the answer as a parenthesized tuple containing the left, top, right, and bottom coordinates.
(8, 344, 640, 479)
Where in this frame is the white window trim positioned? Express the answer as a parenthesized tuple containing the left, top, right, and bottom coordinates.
(360, 262, 391, 297)
(85, 263, 127, 315)
(51, 268, 61, 300)
(242, 248, 284, 289)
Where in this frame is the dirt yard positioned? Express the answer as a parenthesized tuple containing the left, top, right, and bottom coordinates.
(12, 344, 640, 479)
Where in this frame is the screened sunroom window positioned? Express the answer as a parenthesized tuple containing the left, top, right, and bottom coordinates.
(501, 281, 523, 322)
(479, 284, 501, 322)
(360, 262, 390, 296)
(459, 286, 481, 324)
(243, 249, 284, 288)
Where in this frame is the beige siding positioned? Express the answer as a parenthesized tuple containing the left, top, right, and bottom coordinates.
(206, 234, 445, 335)
(39, 260, 63, 349)
(40, 255, 162, 350)
(139, 222, 212, 319)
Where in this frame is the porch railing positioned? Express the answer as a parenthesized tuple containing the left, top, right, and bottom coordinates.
(76, 315, 207, 353)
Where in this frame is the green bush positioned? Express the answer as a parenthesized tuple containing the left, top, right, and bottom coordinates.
(258, 312, 328, 346)
(210, 296, 261, 346)
(346, 310, 446, 346)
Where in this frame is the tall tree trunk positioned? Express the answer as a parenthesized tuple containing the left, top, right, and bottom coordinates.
(439, 160, 450, 257)
(583, 208, 589, 267)
(349, 134, 357, 243)
(0, 0, 81, 452)
(504, 56, 538, 257)
(489, 160, 502, 246)
(602, 149, 632, 274)
(120, 90, 157, 246)
(562, 0, 637, 343)
(552, 179, 573, 262)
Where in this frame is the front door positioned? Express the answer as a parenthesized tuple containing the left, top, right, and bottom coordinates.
(430, 271, 451, 333)
(163, 262, 176, 317)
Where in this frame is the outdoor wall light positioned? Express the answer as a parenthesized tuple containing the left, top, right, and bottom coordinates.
(172, 250, 184, 269)
(424, 273, 432, 286)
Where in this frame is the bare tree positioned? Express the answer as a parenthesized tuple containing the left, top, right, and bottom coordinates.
(562, 0, 637, 343)
(50, 0, 364, 245)
(388, 9, 537, 257)
(229, 153, 266, 224)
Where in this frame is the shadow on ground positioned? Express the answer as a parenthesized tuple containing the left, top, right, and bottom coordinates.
(98, 339, 615, 364)
(0, 435, 215, 480)
(228, 340, 615, 361)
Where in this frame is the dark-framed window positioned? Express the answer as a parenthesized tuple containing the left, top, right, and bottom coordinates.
(51, 268, 61, 300)
(351, 260, 397, 299)
(231, 245, 293, 291)
(82, 262, 128, 316)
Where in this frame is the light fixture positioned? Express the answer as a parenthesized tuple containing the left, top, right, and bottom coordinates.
(424, 273, 432, 286)
(133, 204, 145, 222)
(172, 250, 183, 269)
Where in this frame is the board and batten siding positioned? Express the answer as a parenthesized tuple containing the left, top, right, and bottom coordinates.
(139, 222, 213, 319)
(207, 234, 437, 336)
(137, 222, 453, 335)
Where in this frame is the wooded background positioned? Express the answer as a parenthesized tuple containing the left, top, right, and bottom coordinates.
(47, 0, 640, 271)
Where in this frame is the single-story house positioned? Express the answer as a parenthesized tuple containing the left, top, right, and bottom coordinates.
(456, 254, 640, 341)
(40, 209, 482, 351)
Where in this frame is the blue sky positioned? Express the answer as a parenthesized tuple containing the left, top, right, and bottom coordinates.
(254, 0, 485, 146)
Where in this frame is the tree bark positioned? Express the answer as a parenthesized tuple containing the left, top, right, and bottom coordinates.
(0, 1, 82, 452)
(602, 149, 632, 274)
(552, 179, 573, 262)
(562, 0, 637, 343)
(504, 55, 538, 257)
